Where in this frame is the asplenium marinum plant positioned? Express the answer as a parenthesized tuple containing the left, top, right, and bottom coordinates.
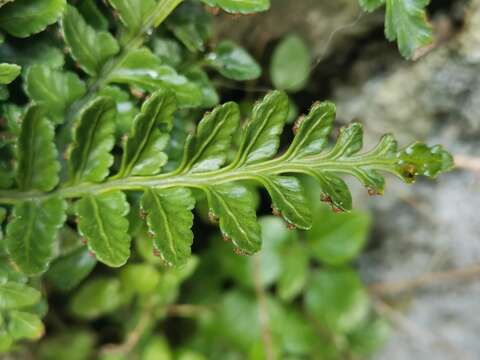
(0, 0, 451, 353)
(1, 88, 453, 269)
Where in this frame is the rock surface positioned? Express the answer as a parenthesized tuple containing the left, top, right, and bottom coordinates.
(331, 1, 480, 359)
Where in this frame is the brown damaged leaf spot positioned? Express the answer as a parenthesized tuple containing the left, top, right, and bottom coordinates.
(130, 88, 145, 99)
(233, 247, 247, 256)
(271, 204, 282, 217)
(208, 210, 219, 224)
(367, 187, 382, 196)
(292, 115, 305, 135)
(402, 164, 417, 181)
(221, 232, 231, 242)
(286, 222, 296, 230)
(204, 6, 220, 15)
(320, 193, 344, 213)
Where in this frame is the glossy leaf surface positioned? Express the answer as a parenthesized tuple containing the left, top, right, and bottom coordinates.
(76, 191, 131, 267)
(0, 63, 20, 84)
(270, 34, 310, 92)
(141, 188, 195, 266)
(16, 106, 60, 191)
(0, 282, 41, 310)
(119, 90, 176, 177)
(108, 0, 156, 34)
(8, 311, 44, 340)
(201, 0, 270, 14)
(206, 41, 261, 81)
(261, 176, 312, 230)
(25, 65, 86, 123)
(62, 5, 119, 75)
(235, 90, 289, 165)
(207, 184, 261, 254)
(182, 102, 240, 173)
(6, 197, 66, 275)
(68, 97, 116, 184)
(108, 48, 201, 108)
(0, 0, 66, 38)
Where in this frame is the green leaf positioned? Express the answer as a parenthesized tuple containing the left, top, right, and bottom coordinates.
(307, 206, 370, 265)
(0, 63, 20, 84)
(6, 197, 66, 275)
(328, 123, 363, 159)
(166, 2, 212, 53)
(141, 188, 195, 266)
(349, 317, 391, 356)
(270, 34, 310, 92)
(76, 191, 131, 267)
(272, 307, 317, 355)
(1, 103, 21, 136)
(68, 97, 116, 184)
(206, 184, 261, 254)
(0, 330, 12, 353)
(185, 67, 219, 108)
(181, 102, 240, 173)
(108, 48, 201, 108)
(0, 40, 64, 69)
(38, 330, 95, 360)
(385, 0, 433, 59)
(78, 0, 109, 30)
(287, 101, 336, 158)
(359, 0, 384, 11)
(25, 65, 86, 124)
(0, 0, 66, 38)
(8, 311, 44, 340)
(98, 85, 139, 137)
(0, 261, 27, 285)
(277, 241, 308, 302)
(234, 90, 289, 165)
(305, 268, 369, 333)
(201, 0, 270, 14)
(310, 172, 353, 212)
(255, 217, 296, 288)
(352, 134, 397, 194)
(107, 0, 156, 34)
(215, 290, 260, 349)
(70, 277, 122, 319)
(260, 176, 312, 230)
(152, 37, 183, 67)
(396, 142, 454, 183)
(142, 336, 173, 360)
(16, 105, 60, 191)
(118, 90, 176, 177)
(61, 5, 119, 76)
(206, 41, 261, 81)
(45, 247, 97, 291)
(0, 282, 41, 310)
(120, 263, 161, 295)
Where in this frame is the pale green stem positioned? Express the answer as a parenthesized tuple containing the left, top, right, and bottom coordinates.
(0, 155, 399, 205)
